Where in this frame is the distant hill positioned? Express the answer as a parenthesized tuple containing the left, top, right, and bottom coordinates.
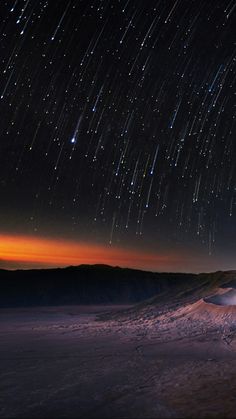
(0, 264, 197, 308)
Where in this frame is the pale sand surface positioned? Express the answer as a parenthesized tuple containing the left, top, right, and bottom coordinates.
(1, 303, 236, 418)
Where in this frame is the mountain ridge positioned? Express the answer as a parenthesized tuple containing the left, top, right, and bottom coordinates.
(1, 264, 235, 308)
(0, 264, 197, 307)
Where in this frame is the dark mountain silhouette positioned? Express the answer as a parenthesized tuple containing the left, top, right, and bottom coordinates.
(0, 264, 197, 308)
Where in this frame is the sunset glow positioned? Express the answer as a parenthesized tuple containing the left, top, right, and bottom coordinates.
(0, 234, 182, 271)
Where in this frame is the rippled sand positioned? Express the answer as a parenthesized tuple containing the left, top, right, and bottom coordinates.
(1, 302, 236, 418)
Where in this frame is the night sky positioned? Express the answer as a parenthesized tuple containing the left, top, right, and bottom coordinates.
(0, 0, 235, 272)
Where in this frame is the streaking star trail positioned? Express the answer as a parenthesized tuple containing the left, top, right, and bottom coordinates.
(0, 0, 235, 271)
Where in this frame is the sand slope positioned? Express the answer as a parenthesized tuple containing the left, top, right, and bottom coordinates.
(1, 270, 236, 418)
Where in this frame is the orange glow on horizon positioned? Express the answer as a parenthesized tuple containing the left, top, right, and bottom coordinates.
(0, 233, 182, 271)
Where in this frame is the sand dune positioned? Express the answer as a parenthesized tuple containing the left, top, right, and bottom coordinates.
(1, 270, 236, 418)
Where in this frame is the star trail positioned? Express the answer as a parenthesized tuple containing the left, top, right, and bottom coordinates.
(0, 0, 235, 271)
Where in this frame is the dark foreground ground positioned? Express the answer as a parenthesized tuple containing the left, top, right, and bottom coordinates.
(1, 304, 236, 418)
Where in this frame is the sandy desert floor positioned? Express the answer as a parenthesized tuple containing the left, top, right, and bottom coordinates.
(1, 303, 236, 418)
